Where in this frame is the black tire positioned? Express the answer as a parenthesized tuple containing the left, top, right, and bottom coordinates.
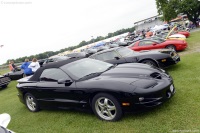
(141, 60, 158, 67)
(24, 93, 40, 112)
(1, 85, 7, 88)
(92, 93, 123, 121)
(166, 45, 176, 51)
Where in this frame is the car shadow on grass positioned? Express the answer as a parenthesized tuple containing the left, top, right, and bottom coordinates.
(165, 63, 181, 72)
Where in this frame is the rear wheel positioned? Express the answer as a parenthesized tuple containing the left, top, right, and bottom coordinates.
(141, 60, 158, 67)
(166, 45, 176, 51)
(92, 93, 123, 121)
(24, 93, 39, 112)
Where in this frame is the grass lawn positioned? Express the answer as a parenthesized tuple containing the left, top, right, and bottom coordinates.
(0, 68, 9, 75)
(1, 31, 200, 133)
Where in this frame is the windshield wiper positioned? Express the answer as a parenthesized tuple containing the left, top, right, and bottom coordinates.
(78, 72, 103, 81)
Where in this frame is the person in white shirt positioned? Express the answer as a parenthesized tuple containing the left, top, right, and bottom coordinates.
(28, 58, 40, 73)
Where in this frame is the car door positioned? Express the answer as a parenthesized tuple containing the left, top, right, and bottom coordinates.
(137, 40, 161, 51)
(36, 68, 80, 108)
(94, 51, 126, 64)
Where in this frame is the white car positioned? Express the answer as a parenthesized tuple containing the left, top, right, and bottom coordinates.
(0, 113, 15, 133)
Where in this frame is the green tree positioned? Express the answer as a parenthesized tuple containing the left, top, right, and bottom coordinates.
(156, 0, 200, 25)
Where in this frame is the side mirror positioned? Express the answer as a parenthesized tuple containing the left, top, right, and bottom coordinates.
(114, 57, 120, 60)
(58, 79, 72, 85)
(152, 43, 157, 45)
(58, 79, 73, 86)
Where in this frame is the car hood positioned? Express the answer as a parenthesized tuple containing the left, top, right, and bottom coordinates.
(77, 63, 166, 92)
(17, 75, 35, 83)
(133, 49, 172, 55)
(98, 63, 163, 84)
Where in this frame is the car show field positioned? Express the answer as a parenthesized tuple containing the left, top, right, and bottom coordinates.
(0, 30, 200, 132)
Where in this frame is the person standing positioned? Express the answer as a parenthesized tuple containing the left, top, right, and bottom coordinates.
(28, 58, 40, 73)
(21, 59, 33, 76)
(8, 61, 14, 71)
(9, 61, 17, 72)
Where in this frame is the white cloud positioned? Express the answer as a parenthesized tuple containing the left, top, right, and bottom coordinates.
(0, 0, 157, 64)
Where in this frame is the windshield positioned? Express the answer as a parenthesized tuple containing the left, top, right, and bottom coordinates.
(116, 47, 134, 57)
(60, 58, 113, 80)
(150, 36, 165, 43)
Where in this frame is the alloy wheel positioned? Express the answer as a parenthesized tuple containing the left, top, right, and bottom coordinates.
(95, 97, 117, 121)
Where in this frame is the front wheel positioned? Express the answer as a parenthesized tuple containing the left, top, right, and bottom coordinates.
(141, 60, 158, 67)
(92, 93, 123, 121)
(24, 93, 40, 112)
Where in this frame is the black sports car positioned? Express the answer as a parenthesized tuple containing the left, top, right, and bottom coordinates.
(0, 75, 11, 88)
(4, 70, 24, 80)
(89, 47, 180, 68)
(16, 58, 175, 121)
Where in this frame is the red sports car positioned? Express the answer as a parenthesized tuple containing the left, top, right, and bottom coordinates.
(177, 31, 190, 38)
(128, 38, 187, 51)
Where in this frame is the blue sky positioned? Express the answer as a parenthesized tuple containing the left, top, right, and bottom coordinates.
(0, 0, 157, 64)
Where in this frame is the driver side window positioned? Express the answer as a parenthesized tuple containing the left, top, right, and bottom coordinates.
(139, 41, 154, 46)
(40, 68, 71, 82)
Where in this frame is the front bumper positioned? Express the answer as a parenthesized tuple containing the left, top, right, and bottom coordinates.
(121, 77, 175, 111)
(158, 56, 180, 68)
(134, 84, 175, 107)
(176, 42, 187, 51)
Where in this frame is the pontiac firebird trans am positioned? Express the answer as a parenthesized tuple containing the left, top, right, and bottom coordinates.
(16, 58, 175, 121)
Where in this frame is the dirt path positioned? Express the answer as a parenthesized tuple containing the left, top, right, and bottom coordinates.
(179, 46, 200, 56)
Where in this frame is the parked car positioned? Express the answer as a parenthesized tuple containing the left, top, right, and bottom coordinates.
(89, 47, 180, 68)
(4, 70, 24, 80)
(0, 75, 11, 88)
(42, 56, 70, 66)
(66, 52, 89, 58)
(16, 58, 175, 121)
(95, 46, 109, 52)
(38, 59, 47, 66)
(107, 43, 119, 48)
(85, 48, 98, 56)
(155, 31, 186, 40)
(155, 32, 186, 40)
(129, 38, 187, 51)
(115, 41, 128, 46)
(177, 31, 190, 38)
